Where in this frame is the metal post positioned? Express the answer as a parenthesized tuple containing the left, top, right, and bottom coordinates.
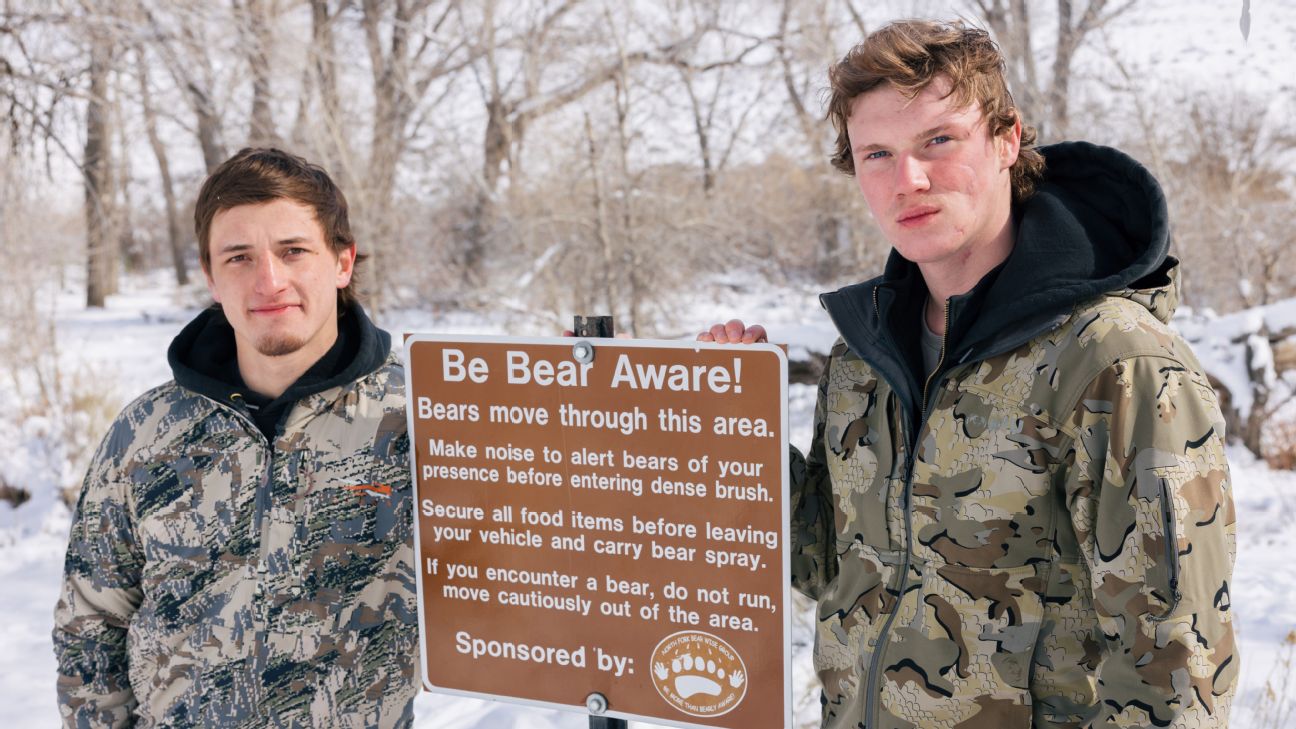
(573, 315, 615, 338)
(576, 315, 627, 729)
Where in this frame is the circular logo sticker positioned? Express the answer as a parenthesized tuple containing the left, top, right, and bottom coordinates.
(650, 630, 747, 717)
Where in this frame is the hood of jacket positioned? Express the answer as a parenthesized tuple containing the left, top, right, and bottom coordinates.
(166, 301, 393, 411)
(820, 141, 1177, 419)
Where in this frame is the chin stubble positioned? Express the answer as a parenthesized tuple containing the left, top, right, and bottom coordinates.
(254, 334, 307, 358)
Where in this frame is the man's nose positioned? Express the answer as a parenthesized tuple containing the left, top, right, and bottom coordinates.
(254, 255, 286, 293)
(895, 154, 931, 194)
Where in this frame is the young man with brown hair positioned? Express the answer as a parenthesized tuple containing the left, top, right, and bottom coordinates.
(704, 20, 1237, 728)
(53, 148, 416, 727)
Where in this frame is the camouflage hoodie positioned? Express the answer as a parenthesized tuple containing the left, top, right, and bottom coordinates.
(793, 143, 1237, 728)
(53, 304, 416, 728)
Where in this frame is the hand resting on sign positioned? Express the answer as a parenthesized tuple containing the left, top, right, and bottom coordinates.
(696, 319, 767, 345)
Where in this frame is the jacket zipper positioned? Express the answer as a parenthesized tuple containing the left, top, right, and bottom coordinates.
(222, 394, 276, 560)
(193, 394, 276, 720)
(207, 395, 276, 637)
(863, 300, 950, 728)
(1157, 477, 1181, 614)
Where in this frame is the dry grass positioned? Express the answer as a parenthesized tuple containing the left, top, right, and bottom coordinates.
(1252, 630, 1296, 729)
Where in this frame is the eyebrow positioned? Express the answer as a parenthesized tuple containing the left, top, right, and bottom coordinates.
(853, 122, 962, 154)
(215, 237, 312, 255)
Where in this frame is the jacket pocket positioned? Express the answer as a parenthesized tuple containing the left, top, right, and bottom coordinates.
(135, 446, 255, 604)
(292, 450, 411, 634)
(874, 561, 1047, 727)
(823, 359, 895, 550)
(911, 385, 1064, 569)
(813, 543, 901, 716)
(1027, 560, 1103, 726)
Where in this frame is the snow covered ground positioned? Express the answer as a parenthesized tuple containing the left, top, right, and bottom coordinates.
(1, 272, 1293, 727)
(0, 274, 829, 729)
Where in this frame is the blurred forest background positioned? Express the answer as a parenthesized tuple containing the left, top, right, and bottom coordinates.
(1, 0, 1295, 490)
(3, 3, 1296, 726)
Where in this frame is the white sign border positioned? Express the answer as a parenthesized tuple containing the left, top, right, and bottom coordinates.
(402, 333, 794, 729)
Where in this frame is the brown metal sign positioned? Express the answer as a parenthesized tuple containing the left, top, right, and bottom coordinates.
(403, 335, 791, 728)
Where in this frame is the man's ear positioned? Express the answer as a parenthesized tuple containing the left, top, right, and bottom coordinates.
(1000, 114, 1023, 169)
(335, 244, 357, 289)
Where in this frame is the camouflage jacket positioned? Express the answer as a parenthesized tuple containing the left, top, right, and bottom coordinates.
(54, 308, 416, 728)
(792, 143, 1237, 729)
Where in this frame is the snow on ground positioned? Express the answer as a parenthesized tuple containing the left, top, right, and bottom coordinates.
(1227, 445, 1296, 727)
(2, 271, 1293, 727)
(0, 274, 827, 729)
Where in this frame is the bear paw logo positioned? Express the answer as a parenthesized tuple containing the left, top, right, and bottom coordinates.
(650, 631, 747, 717)
(652, 654, 745, 699)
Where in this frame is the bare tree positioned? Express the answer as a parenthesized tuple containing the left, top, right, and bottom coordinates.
(774, 0, 833, 160)
(111, 69, 137, 274)
(1168, 91, 1296, 312)
(291, 0, 346, 169)
(234, 0, 280, 147)
(972, 0, 1134, 140)
(468, 0, 588, 195)
(659, 0, 769, 194)
(139, 1, 228, 172)
(459, 0, 723, 280)
(134, 45, 188, 285)
(356, 0, 474, 306)
(84, 22, 116, 308)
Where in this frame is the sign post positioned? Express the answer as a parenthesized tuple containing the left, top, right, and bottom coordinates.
(571, 315, 627, 729)
(404, 335, 791, 728)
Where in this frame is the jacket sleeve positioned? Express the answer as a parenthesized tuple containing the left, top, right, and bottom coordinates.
(53, 437, 144, 728)
(1063, 355, 1238, 727)
(790, 357, 838, 601)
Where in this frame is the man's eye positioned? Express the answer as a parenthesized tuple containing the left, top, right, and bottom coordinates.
(864, 150, 889, 161)
(930, 135, 951, 145)
(227, 255, 248, 263)
(286, 247, 308, 256)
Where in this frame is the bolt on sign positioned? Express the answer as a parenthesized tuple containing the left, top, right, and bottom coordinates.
(403, 335, 791, 728)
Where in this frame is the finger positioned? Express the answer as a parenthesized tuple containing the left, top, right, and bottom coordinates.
(742, 325, 768, 344)
(708, 323, 729, 342)
(724, 319, 745, 341)
(561, 329, 574, 337)
(697, 331, 714, 342)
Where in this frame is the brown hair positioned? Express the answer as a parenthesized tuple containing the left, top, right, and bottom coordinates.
(827, 19, 1045, 202)
(194, 147, 364, 308)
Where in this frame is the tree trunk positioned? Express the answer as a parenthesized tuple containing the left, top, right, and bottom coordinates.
(612, 75, 642, 337)
(84, 35, 114, 308)
(193, 86, 226, 172)
(112, 87, 135, 278)
(295, 0, 344, 171)
(685, 77, 715, 194)
(137, 49, 188, 286)
(583, 113, 617, 315)
(776, 0, 822, 159)
(361, 0, 418, 310)
(244, 0, 278, 146)
(1050, 0, 1076, 140)
(312, 0, 341, 128)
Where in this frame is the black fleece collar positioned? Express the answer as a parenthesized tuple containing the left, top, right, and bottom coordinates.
(167, 302, 392, 431)
(821, 141, 1171, 421)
